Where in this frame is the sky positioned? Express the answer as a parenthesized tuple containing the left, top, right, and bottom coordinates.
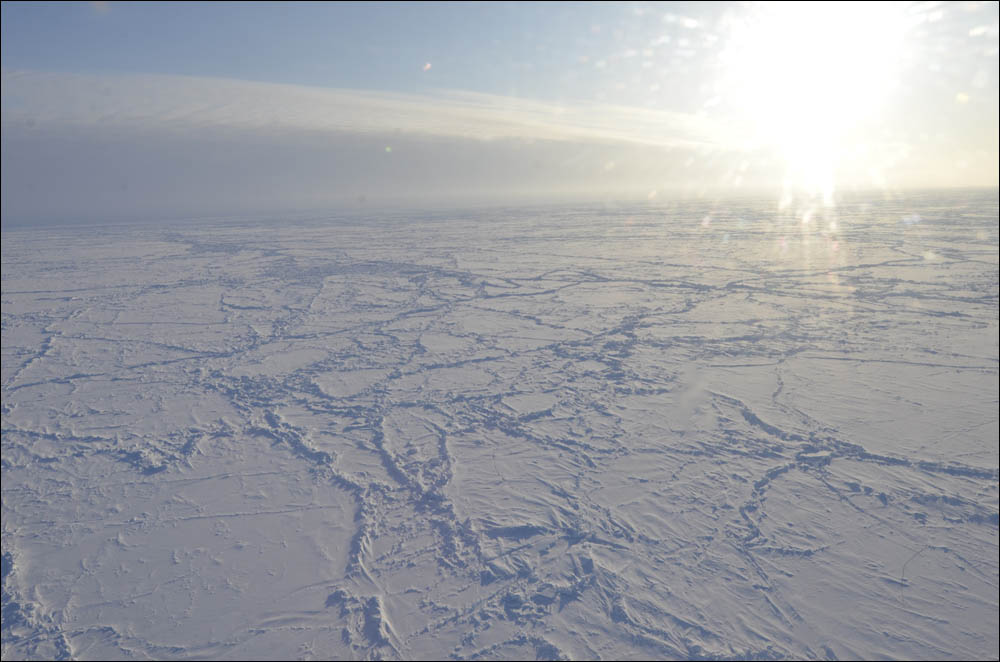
(1, 1, 998, 224)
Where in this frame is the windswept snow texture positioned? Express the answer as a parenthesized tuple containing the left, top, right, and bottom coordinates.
(2, 191, 998, 661)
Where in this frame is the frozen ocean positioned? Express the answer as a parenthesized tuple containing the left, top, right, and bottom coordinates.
(2, 189, 998, 660)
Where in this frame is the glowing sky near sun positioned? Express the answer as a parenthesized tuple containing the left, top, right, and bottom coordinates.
(1, 1, 997, 222)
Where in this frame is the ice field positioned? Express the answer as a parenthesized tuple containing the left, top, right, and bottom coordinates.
(2, 189, 998, 660)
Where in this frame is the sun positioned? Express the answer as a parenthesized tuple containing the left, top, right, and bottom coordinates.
(717, 1, 910, 202)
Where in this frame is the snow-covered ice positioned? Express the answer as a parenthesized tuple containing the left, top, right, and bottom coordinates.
(2, 190, 998, 660)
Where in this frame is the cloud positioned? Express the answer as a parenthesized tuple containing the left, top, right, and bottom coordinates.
(1, 70, 728, 148)
(1, 70, 749, 224)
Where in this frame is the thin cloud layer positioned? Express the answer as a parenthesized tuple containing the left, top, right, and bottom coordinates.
(1, 70, 726, 148)
(2, 70, 745, 224)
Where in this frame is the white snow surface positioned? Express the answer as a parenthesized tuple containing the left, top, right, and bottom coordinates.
(2, 191, 998, 660)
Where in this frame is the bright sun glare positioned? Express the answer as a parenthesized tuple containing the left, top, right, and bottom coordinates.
(719, 1, 909, 202)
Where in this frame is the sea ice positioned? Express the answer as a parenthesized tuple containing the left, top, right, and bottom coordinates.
(2, 190, 998, 660)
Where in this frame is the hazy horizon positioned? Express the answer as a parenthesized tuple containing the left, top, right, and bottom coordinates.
(2, 181, 997, 230)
